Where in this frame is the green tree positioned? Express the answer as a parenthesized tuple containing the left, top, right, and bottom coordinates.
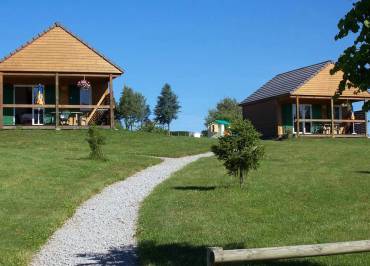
(117, 86, 150, 130)
(331, 0, 370, 109)
(205, 97, 242, 127)
(154, 83, 180, 131)
(117, 86, 136, 130)
(134, 93, 151, 127)
(212, 119, 264, 187)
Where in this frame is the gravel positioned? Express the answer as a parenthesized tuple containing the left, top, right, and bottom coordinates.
(31, 152, 213, 266)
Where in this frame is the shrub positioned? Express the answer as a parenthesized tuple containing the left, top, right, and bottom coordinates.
(139, 121, 168, 135)
(212, 119, 264, 187)
(86, 125, 106, 160)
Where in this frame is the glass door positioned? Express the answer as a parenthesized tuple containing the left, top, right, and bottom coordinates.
(32, 85, 44, 125)
(292, 104, 312, 134)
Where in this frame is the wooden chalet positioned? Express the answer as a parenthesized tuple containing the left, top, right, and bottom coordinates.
(240, 61, 370, 138)
(0, 23, 123, 129)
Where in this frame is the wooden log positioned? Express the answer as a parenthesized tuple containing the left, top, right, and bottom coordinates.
(208, 240, 370, 265)
(0, 72, 3, 129)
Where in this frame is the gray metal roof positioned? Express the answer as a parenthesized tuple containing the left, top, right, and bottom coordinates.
(240, 61, 332, 105)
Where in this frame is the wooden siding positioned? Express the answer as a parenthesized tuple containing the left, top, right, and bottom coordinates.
(293, 63, 370, 98)
(0, 26, 122, 74)
(242, 99, 279, 138)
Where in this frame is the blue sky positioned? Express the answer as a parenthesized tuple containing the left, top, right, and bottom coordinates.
(0, 0, 355, 131)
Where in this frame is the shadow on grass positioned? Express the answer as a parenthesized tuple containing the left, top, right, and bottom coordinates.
(138, 241, 325, 266)
(355, 170, 370, 175)
(76, 245, 138, 265)
(173, 186, 216, 191)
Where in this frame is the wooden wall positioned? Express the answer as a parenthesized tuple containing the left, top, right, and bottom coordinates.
(242, 99, 279, 138)
(294, 63, 370, 98)
(0, 26, 122, 74)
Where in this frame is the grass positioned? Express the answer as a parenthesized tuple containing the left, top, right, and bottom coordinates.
(0, 129, 213, 266)
(138, 138, 370, 266)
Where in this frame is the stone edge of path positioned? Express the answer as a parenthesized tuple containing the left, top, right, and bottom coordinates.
(31, 152, 213, 266)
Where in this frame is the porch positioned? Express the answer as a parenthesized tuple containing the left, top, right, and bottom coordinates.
(277, 96, 369, 137)
(0, 72, 116, 129)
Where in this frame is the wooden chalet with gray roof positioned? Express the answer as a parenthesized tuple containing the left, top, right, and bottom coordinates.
(0, 23, 123, 129)
(240, 61, 370, 138)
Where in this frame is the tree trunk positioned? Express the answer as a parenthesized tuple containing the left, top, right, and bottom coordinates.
(168, 123, 170, 135)
(239, 170, 243, 188)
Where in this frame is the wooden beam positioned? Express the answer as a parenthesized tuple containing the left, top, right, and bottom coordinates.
(296, 96, 299, 137)
(58, 104, 110, 109)
(2, 72, 120, 78)
(55, 73, 59, 128)
(207, 240, 370, 265)
(294, 119, 366, 123)
(0, 72, 3, 129)
(290, 95, 370, 101)
(331, 97, 334, 137)
(3, 104, 56, 108)
(2, 104, 110, 109)
(86, 89, 109, 124)
(109, 74, 114, 128)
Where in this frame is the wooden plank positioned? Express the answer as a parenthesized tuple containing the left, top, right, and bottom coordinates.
(331, 98, 334, 137)
(296, 96, 299, 137)
(55, 73, 59, 127)
(0, 72, 3, 128)
(208, 240, 370, 265)
(109, 74, 114, 128)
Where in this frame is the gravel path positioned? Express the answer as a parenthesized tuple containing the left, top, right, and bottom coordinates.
(31, 152, 213, 266)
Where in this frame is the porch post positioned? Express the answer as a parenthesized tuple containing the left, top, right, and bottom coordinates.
(365, 99, 368, 137)
(0, 72, 3, 129)
(55, 73, 59, 128)
(330, 97, 334, 138)
(296, 96, 300, 137)
(109, 74, 114, 128)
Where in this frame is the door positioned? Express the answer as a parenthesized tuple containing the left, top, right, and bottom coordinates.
(292, 104, 312, 134)
(32, 85, 44, 125)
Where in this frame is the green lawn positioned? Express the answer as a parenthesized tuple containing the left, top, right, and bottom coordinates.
(0, 130, 213, 266)
(138, 138, 370, 266)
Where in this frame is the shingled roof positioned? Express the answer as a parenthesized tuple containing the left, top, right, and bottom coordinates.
(240, 61, 332, 105)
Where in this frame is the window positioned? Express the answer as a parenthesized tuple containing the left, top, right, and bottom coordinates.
(334, 105, 342, 120)
(80, 87, 92, 111)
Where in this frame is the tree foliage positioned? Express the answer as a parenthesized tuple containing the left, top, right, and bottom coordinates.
(117, 86, 150, 130)
(331, 0, 370, 108)
(212, 119, 264, 187)
(86, 125, 106, 160)
(154, 83, 180, 131)
(205, 97, 242, 127)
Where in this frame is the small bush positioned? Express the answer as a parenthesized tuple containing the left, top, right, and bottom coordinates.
(86, 125, 106, 160)
(212, 119, 264, 187)
(139, 121, 168, 135)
